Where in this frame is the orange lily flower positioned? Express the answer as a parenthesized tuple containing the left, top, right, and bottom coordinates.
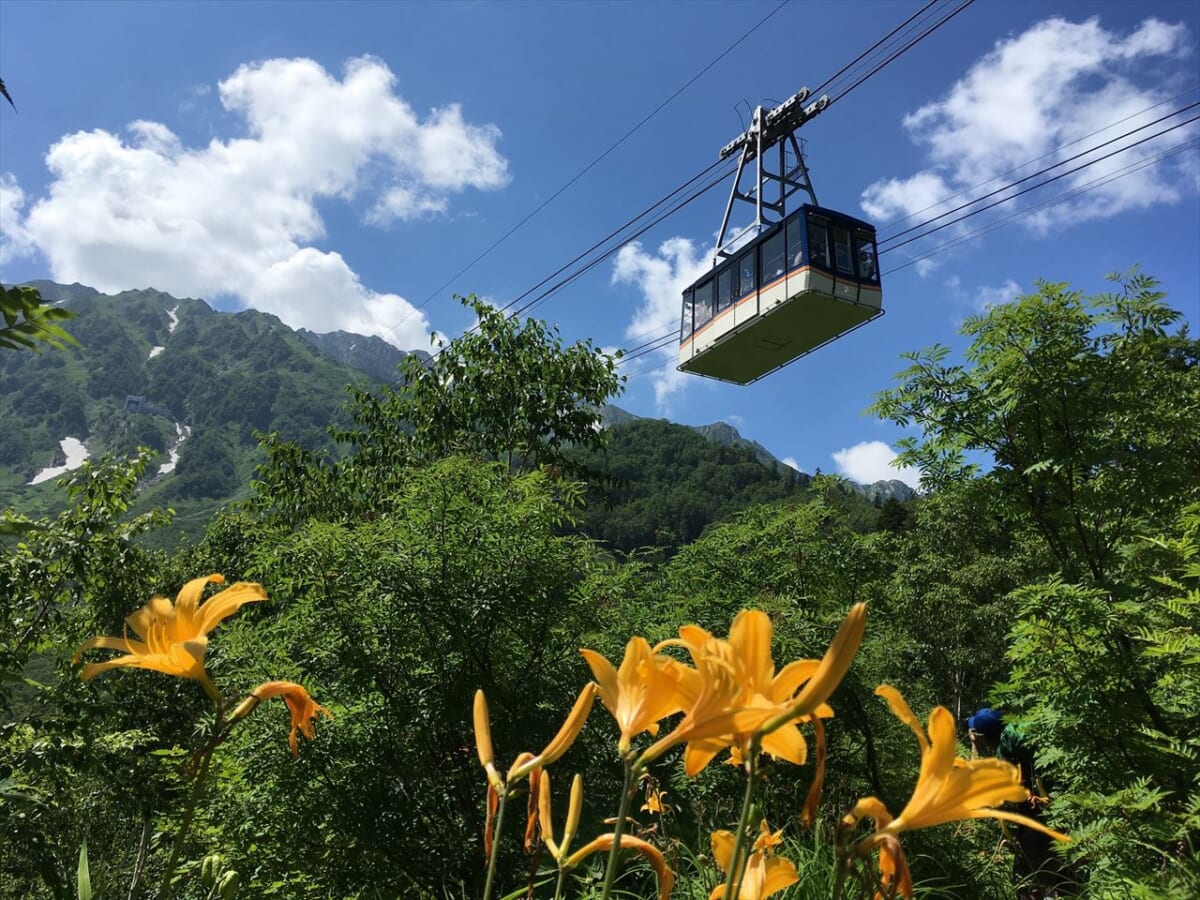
(641, 788, 669, 815)
(564, 833, 675, 900)
(637, 652, 778, 774)
(243, 681, 332, 758)
(709, 820, 798, 900)
(665, 610, 836, 773)
(845, 685, 1069, 898)
(74, 574, 267, 701)
(581, 637, 684, 754)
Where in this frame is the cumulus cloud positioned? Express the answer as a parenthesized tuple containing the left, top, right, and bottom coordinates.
(832, 440, 921, 489)
(0, 174, 34, 266)
(611, 237, 710, 413)
(973, 278, 1023, 313)
(781, 456, 803, 473)
(1, 55, 510, 348)
(863, 16, 1196, 268)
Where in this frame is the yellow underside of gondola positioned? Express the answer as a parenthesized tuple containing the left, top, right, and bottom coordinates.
(679, 288, 881, 385)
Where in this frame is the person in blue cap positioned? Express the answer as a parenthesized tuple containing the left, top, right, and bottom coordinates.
(968, 707, 1071, 898)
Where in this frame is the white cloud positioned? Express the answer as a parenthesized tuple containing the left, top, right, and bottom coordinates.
(2, 55, 510, 348)
(974, 278, 1022, 313)
(781, 456, 803, 473)
(611, 237, 710, 413)
(0, 174, 33, 266)
(832, 440, 921, 489)
(862, 16, 1196, 265)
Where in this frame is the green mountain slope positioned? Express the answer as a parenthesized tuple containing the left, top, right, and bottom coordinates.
(569, 418, 812, 555)
(1, 283, 374, 530)
(3, 282, 909, 549)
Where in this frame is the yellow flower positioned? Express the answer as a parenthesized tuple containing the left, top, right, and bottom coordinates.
(581, 637, 685, 754)
(74, 574, 267, 700)
(245, 681, 332, 758)
(844, 685, 1069, 898)
(709, 820, 798, 900)
(641, 788, 669, 814)
(564, 833, 675, 900)
(638, 652, 777, 774)
(473, 690, 504, 790)
(666, 610, 837, 773)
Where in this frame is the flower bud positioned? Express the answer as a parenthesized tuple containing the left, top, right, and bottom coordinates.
(217, 869, 240, 899)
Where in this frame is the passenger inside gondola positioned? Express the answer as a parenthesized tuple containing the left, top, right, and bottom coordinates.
(859, 246, 876, 280)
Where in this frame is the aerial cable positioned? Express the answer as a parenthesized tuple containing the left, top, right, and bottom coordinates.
(882, 136, 1200, 275)
(807, 0, 941, 99)
(817, 0, 974, 107)
(622, 317, 686, 350)
(877, 84, 1200, 231)
(877, 100, 1200, 247)
(621, 329, 684, 360)
(880, 112, 1199, 254)
(508, 160, 738, 319)
(827, 0, 977, 107)
(496, 158, 734, 318)
(370, 0, 792, 346)
(814, 0, 958, 104)
(619, 331, 683, 366)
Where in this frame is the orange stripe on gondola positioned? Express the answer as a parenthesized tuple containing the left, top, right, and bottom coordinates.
(679, 266, 880, 352)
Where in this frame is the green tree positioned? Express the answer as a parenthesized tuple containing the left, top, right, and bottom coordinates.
(872, 270, 1200, 585)
(340, 294, 623, 474)
(873, 270, 1200, 895)
(1, 285, 78, 353)
(192, 458, 600, 896)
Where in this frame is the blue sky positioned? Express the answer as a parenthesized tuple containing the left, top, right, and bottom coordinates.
(2, 0, 1198, 485)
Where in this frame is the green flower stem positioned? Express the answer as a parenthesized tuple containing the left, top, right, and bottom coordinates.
(158, 747, 214, 899)
(482, 787, 509, 900)
(552, 861, 568, 900)
(599, 759, 636, 900)
(722, 738, 762, 900)
(158, 696, 225, 900)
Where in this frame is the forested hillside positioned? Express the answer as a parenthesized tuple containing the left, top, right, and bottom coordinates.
(2, 283, 892, 551)
(2, 273, 1198, 900)
(0, 283, 377, 531)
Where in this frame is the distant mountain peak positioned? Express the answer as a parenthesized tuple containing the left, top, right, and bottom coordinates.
(601, 404, 917, 499)
(295, 328, 430, 382)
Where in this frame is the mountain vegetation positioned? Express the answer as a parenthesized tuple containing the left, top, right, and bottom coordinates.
(1, 270, 1197, 900)
(0, 283, 377, 537)
(1, 284, 887, 550)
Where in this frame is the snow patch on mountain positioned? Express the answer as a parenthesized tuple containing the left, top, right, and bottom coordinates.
(158, 423, 191, 475)
(29, 437, 90, 485)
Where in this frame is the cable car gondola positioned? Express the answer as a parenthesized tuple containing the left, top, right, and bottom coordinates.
(678, 89, 883, 385)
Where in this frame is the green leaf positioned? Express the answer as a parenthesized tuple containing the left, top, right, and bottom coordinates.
(77, 840, 92, 900)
